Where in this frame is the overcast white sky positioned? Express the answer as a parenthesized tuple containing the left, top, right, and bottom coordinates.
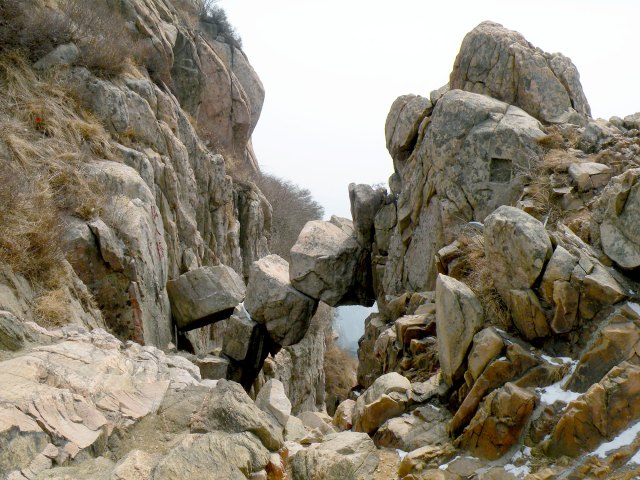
(218, 0, 640, 219)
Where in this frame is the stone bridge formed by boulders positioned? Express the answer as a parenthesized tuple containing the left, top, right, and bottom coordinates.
(166, 183, 385, 388)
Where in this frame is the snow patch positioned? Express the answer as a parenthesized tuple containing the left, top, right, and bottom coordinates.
(504, 462, 531, 476)
(628, 302, 640, 316)
(396, 449, 408, 460)
(593, 420, 640, 458)
(537, 358, 580, 405)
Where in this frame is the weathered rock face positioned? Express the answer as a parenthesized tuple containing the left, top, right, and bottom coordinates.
(484, 206, 553, 300)
(382, 89, 545, 294)
(167, 265, 246, 331)
(436, 274, 484, 386)
(594, 168, 640, 269)
(258, 303, 331, 414)
(64, 161, 172, 347)
(0, 326, 209, 476)
(289, 219, 373, 306)
(290, 431, 379, 480)
(450, 21, 590, 124)
(172, 33, 264, 171)
(546, 362, 640, 458)
(245, 254, 317, 346)
(458, 383, 537, 460)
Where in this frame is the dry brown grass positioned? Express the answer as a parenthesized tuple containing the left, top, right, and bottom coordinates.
(0, 52, 111, 291)
(324, 333, 358, 414)
(454, 228, 511, 330)
(34, 288, 72, 327)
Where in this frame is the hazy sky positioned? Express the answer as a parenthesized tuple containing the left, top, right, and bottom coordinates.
(218, 0, 640, 219)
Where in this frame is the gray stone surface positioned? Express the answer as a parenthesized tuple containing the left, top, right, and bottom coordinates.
(436, 274, 484, 386)
(450, 21, 590, 124)
(245, 255, 316, 346)
(167, 266, 245, 331)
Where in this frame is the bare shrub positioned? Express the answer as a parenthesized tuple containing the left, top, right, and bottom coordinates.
(255, 174, 324, 261)
(0, 0, 73, 61)
(61, 0, 148, 77)
(196, 0, 242, 47)
(324, 331, 358, 415)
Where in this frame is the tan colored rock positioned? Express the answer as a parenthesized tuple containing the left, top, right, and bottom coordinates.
(245, 254, 317, 346)
(566, 303, 640, 392)
(458, 383, 537, 460)
(290, 431, 379, 480)
(374, 404, 451, 451)
(297, 411, 336, 437)
(222, 305, 259, 362)
(289, 220, 372, 307)
(255, 379, 292, 428)
(190, 379, 283, 452)
(549, 280, 580, 334)
(395, 314, 435, 350)
(449, 343, 541, 437)
(167, 265, 245, 331)
(546, 362, 640, 457)
(332, 399, 356, 431)
(352, 372, 411, 434)
(450, 21, 590, 124)
(195, 355, 229, 380)
(397, 444, 457, 479)
(484, 206, 552, 300)
(436, 275, 484, 386)
(568, 162, 612, 192)
(508, 289, 550, 340)
(467, 328, 504, 381)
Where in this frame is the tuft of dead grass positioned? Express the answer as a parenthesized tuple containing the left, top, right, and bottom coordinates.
(0, 52, 110, 297)
(324, 333, 358, 415)
(34, 287, 71, 327)
(454, 228, 511, 330)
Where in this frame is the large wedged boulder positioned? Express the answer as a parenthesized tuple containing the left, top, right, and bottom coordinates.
(385, 94, 433, 165)
(484, 206, 553, 300)
(289, 219, 373, 306)
(245, 255, 317, 346)
(450, 21, 590, 124)
(436, 274, 484, 386)
(166, 265, 246, 331)
(290, 431, 379, 480)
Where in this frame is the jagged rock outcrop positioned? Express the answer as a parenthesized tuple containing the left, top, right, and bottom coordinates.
(450, 21, 590, 124)
(382, 88, 545, 294)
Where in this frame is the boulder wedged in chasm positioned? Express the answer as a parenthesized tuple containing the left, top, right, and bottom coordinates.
(166, 265, 246, 331)
(289, 219, 374, 307)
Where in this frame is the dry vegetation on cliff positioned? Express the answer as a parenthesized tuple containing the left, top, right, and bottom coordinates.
(0, 53, 111, 283)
